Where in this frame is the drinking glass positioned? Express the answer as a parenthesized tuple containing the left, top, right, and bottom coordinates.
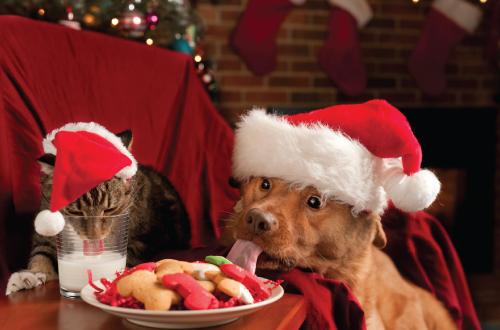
(56, 212, 129, 299)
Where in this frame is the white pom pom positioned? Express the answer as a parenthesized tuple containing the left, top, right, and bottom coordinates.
(34, 210, 65, 236)
(383, 165, 441, 213)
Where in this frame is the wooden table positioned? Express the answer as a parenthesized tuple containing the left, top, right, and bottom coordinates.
(0, 281, 306, 330)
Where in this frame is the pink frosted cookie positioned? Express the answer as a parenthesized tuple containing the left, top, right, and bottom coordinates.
(220, 264, 270, 300)
(161, 273, 219, 310)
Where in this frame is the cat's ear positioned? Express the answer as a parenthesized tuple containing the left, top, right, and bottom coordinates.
(37, 154, 56, 175)
(116, 130, 133, 151)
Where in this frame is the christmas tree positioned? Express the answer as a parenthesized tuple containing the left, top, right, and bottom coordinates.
(0, 0, 218, 104)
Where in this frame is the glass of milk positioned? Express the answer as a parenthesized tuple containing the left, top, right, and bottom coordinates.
(56, 212, 129, 299)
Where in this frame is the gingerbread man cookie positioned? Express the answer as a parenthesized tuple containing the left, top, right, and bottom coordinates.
(116, 270, 181, 310)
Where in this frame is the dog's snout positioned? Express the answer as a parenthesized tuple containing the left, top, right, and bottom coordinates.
(245, 208, 276, 235)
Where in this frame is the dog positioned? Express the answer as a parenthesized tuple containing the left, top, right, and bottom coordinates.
(221, 176, 457, 330)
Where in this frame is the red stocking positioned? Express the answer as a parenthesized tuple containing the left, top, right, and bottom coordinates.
(318, 0, 373, 97)
(408, 0, 482, 97)
(231, 0, 305, 75)
(484, 1, 500, 62)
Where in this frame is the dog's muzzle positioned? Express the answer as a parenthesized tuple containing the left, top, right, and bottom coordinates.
(245, 208, 276, 235)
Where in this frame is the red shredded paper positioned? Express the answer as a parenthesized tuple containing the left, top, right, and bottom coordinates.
(87, 264, 282, 310)
(87, 268, 144, 309)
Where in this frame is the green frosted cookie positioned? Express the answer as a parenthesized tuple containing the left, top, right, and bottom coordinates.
(205, 255, 232, 267)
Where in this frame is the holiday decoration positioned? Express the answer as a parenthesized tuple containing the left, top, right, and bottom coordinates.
(231, 0, 372, 96)
(408, 0, 482, 97)
(195, 60, 218, 106)
(484, 1, 500, 62)
(230, 0, 306, 75)
(231, 100, 440, 215)
(0, 0, 220, 105)
(172, 37, 194, 55)
(319, 0, 373, 96)
(117, 8, 147, 38)
(35, 122, 137, 236)
(0, 0, 205, 59)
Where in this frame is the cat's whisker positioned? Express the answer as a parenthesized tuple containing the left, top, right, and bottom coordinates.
(123, 183, 146, 212)
(41, 196, 51, 208)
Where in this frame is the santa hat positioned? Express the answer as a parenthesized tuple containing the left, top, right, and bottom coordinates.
(232, 100, 440, 216)
(35, 122, 138, 236)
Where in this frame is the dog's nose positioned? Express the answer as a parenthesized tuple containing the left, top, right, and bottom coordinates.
(245, 208, 276, 235)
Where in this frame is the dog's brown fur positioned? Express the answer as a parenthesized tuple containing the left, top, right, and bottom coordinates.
(221, 177, 457, 330)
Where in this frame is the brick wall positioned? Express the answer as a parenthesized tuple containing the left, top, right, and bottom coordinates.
(197, 0, 496, 126)
(197, 0, 500, 322)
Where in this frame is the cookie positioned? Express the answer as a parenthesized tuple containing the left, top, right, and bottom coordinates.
(155, 259, 194, 282)
(220, 263, 270, 300)
(205, 256, 232, 267)
(161, 273, 219, 310)
(205, 270, 254, 304)
(116, 270, 181, 310)
(191, 262, 220, 281)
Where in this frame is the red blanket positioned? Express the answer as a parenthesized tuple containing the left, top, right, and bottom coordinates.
(154, 205, 480, 330)
(0, 16, 238, 292)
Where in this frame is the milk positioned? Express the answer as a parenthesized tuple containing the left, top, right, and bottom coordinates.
(58, 253, 126, 292)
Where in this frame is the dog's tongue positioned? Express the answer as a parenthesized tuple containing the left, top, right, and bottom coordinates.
(83, 239, 104, 256)
(226, 239, 263, 275)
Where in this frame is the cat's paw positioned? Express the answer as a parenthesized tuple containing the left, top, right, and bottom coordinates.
(5, 271, 46, 295)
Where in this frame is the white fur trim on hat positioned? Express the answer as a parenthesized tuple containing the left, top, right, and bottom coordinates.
(34, 210, 65, 236)
(232, 109, 388, 215)
(329, 0, 373, 29)
(43, 122, 137, 181)
(381, 158, 441, 213)
(433, 0, 482, 34)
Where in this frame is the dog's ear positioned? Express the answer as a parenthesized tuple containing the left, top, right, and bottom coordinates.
(228, 176, 240, 189)
(370, 214, 387, 249)
(228, 176, 251, 194)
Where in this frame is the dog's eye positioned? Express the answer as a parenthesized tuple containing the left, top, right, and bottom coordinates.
(260, 178, 271, 190)
(307, 196, 322, 209)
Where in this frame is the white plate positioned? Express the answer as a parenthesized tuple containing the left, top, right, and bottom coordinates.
(81, 277, 284, 329)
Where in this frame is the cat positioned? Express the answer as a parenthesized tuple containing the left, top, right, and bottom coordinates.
(5, 130, 192, 295)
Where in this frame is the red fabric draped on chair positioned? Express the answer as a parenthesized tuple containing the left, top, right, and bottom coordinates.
(0, 15, 238, 293)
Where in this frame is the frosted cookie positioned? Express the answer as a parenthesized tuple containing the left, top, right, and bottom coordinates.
(205, 255, 232, 267)
(220, 263, 270, 300)
(190, 262, 220, 281)
(162, 273, 219, 310)
(205, 270, 254, 304)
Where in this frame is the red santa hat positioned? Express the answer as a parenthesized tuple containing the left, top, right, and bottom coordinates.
(35, 122, 138, 236)
(231, 99, 440, 215)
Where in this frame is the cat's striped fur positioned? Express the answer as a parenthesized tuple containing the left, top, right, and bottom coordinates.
(6, 131, 191, 294)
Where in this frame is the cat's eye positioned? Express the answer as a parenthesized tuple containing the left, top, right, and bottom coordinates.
(260, 178, 271, 190)
(306, 196, 322, 209)
(104, 208, 117, 215)
(67, 210, 84, 216)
